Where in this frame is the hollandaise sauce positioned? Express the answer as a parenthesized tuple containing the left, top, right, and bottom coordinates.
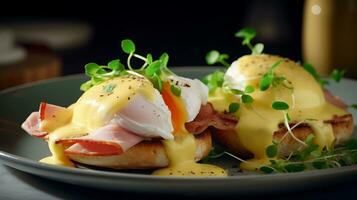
(209, 55, 348, 171)
(153, 83, 227, 176)
(40, 75, 154, 167)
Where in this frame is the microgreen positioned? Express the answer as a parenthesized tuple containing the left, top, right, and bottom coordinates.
(108, 59, 124, 73)
(121, 39, 136, 54)
(145, 61, 162, 76)
(302, 63, 329, 87)
(260, 166, 275, 173)
(241, 94, 254, 104)
(230, 89, 244, 95)
(201, 70, 225, 93)
(259, 60, 283, 91)
(244, 85, 255, 93)
(146, 54, 153, 64)
(229, 102, 240, 113)
(302, 63, 346, 87)
(201, 145, 226, 163)
(80, 39, 174, 92)
(205, 50, 230, 67)
(205, 27, 265, 67)
(201, 145, 247, 164)
(266, 144, 278, 158)
(170, 84, 181, 97)
(330, 69, 346, 83)
(235, 27, 264, 55)
(230, 85, 255, 105)
(272, 101, 289, 110)
(260, 134, 357, 173)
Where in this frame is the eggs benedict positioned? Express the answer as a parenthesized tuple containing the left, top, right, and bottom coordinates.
(208, 54, 354, 171)
(21, 39, 232, 176)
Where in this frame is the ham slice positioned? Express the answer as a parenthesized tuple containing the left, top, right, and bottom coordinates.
(59, 124, 143, 156)
(21, 103, 69, 138)
(185, 103, 238, 134)
(324, 89, 348, 110)
(21, 112, 47, 138)
(39, 102, 68, 121)
(22, 102, 143, 156)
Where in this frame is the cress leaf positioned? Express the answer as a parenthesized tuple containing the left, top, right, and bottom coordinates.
(242, 94, 254, 104)
(121, 39, 136, 54)
(266, 144, 278, 158)
(244, 85, 255, 93)
(253, 43, 264, 55)
(170, 84, 181, 97)
(272, 101, 289, 110)
(84, 63, 100, 77)
(235, 27, 256, 45)
(229, 103, 240, 113)
(159, 53, 169, 67)
(145, 61, 162, 77)
(108, 59, 124, 72)
(330, 69, 346, 83)
(206, 50, 220, 65)
(146, 54, 153, 64)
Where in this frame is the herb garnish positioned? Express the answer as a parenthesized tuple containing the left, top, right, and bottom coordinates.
(205, 50, 230, 67)
(205, 27, 264, 67)
(170, 85, 182, 97)
(266, 142, 278, 158)
(201, 145, 247, 164)
(302, 63, 346, 87)
(235, 27, 264, 55)
(202, 27, 357, 174)
(258, 60, 292, 91)
(260, 135, 357, 173)
(272, 101, 289, 110)
(201, 70, 225, 93)
(231, 85, 255, 105)
(330, 69, 346, 83)
(80, 39, 174, 92)
(228, 102, 240, 113)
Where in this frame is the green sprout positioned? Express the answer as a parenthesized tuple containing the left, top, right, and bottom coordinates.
(235, 27, 264, 55)
(205, 50, 230, 67)
(80, 39, 174, 92)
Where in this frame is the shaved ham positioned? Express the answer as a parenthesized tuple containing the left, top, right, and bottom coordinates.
(22, 102, 69, 138)
(39, 102, 68, 121)
(59, 124, 143, 156)
(185, 103, 238, 134)
(21, 112, 47, 138)
(324, 89, 348, 110)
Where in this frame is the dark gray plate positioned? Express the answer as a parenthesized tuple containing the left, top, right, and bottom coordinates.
(0, 67, 356, 195)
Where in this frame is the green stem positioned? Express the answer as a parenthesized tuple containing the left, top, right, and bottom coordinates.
(132, 54, 149, 70)
(283, 111, 307, 147)
(247, 42, 255, 54)
(224, 151, 247, 163)
(127, 53, 133, 70)
(219, 60, 230, 67)
(133, 54, 147, 61)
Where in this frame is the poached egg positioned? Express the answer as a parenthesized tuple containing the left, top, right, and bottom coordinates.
(209, 54, 348, 171)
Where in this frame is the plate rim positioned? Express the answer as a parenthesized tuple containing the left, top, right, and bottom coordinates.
(1, 67, 357, 183)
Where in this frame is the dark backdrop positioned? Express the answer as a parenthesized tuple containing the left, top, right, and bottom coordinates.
(1, 0, 303, 75)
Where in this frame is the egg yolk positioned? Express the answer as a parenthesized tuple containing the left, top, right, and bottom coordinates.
(153, 82, 227, 176)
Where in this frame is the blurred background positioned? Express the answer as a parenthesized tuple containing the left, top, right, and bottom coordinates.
(0, 0, 356, 89)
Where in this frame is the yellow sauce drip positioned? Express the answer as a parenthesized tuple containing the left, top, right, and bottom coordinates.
(209, 54, 348, 171)
(153, 83, 227, 176)
(153, 134, 226, 176)
(40, 75, 154, 167)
